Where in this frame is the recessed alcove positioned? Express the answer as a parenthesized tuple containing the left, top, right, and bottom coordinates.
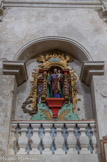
(13, 52, 93, 120)
(3, 37, 104, 121)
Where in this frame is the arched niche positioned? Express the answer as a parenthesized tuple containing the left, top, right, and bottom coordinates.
(14, 36, 93, 62)
(11, 37, 94, 121)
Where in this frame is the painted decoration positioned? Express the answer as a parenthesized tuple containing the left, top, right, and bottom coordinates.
(22, 50, 79, 120)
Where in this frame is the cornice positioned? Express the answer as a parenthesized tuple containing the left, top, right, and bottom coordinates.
(3, 61, 28, 86)
(0, 0, 3, 21)
(102, 1, 107, 21)
(1, 0, 107, 22)
(80, 61, 104, 86)
(2, 0, 102, 9)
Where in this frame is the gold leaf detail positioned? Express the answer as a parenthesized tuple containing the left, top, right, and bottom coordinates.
(58, 109, 70, 120)
(40, 109, 53, 120)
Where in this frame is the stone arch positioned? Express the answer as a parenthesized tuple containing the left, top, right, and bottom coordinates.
(14, 36, 93, 62)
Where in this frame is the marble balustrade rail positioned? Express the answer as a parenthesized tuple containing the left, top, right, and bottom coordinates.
(8, 120, 97, 154)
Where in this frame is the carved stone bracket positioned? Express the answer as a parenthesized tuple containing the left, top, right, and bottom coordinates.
(80, 61, 104, 86)
(3, 60, 28, 86)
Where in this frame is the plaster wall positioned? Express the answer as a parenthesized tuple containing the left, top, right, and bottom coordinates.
(0, 3, 107, 162)
(0, 8, 107, 65)
(0, 75, 15, 155)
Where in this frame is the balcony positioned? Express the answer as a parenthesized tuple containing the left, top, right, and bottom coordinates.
(8, 120, 97, 155)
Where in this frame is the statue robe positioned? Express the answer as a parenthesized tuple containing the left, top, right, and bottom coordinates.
(50, 74, 61, 98)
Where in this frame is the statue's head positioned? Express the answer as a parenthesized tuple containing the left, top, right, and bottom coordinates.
(58, 69, 61, 73)
(54, 68, 57, 74)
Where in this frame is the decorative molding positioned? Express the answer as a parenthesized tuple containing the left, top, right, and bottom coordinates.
(0, 0, 4, 22)
(11, 120, 96, 124)
(3, 0, 102, 9)
(102, 1, 107, 22)
(15, 37, 93, 62)
(80, 61, 104, 86)
(3, 61, 28, 86)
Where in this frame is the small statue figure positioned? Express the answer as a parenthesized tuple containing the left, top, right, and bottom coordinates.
(49, 68, 62, 98)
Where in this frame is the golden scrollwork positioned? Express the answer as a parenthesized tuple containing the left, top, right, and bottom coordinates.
(22, 69, 42, 114)
(22, 50, 79, 116)
(37, 50, 72, 69)
(70, 69, 79, 113)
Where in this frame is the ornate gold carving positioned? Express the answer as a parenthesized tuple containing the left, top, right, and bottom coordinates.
(70, 70, 80, 113)
(22, 50, 79, 116)
(40, 109, 70, 120)
(41, 70, 48, 102)
(63, 71, 70, 103)
(22, 69, 42, 114)
(40, 109, 53, 120)
(58, 109, 70, 120)
(37, 50, 72, 69)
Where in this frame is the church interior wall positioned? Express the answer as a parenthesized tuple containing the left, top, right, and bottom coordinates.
(0, 8, 107, 65)
(0, 2, 107, 162)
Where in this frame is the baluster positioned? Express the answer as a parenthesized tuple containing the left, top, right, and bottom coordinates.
(66, 123, 77, 154)
(26, 124, 32, 154)
(90, 123, 97, 153)
(8, 123, 17, 154)
(74, 124, 81, 153)
(78, 123, 90, 154)
(54, 124, 64, 154)
(42, 124, 53, 154)
(30, 124, 40, 154)
(38, 124, 44, 154)
(17, 124, 29, 154)
(50, 125, 56, 154)
(86, 124, 94, 153)
(62, 124, 68, 154)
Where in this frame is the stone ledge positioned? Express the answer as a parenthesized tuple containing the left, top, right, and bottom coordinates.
(11, 120, 96, 124)
(3, 61, 28, 86)
(3, 0, 102, 9)
(0, 0, 3, 22)
(80, 61, 104, 86)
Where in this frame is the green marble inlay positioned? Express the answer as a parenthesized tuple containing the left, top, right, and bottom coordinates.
(32, 103, 78, 120)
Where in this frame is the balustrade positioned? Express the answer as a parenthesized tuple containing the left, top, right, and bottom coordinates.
(9, 120, 97, 154)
